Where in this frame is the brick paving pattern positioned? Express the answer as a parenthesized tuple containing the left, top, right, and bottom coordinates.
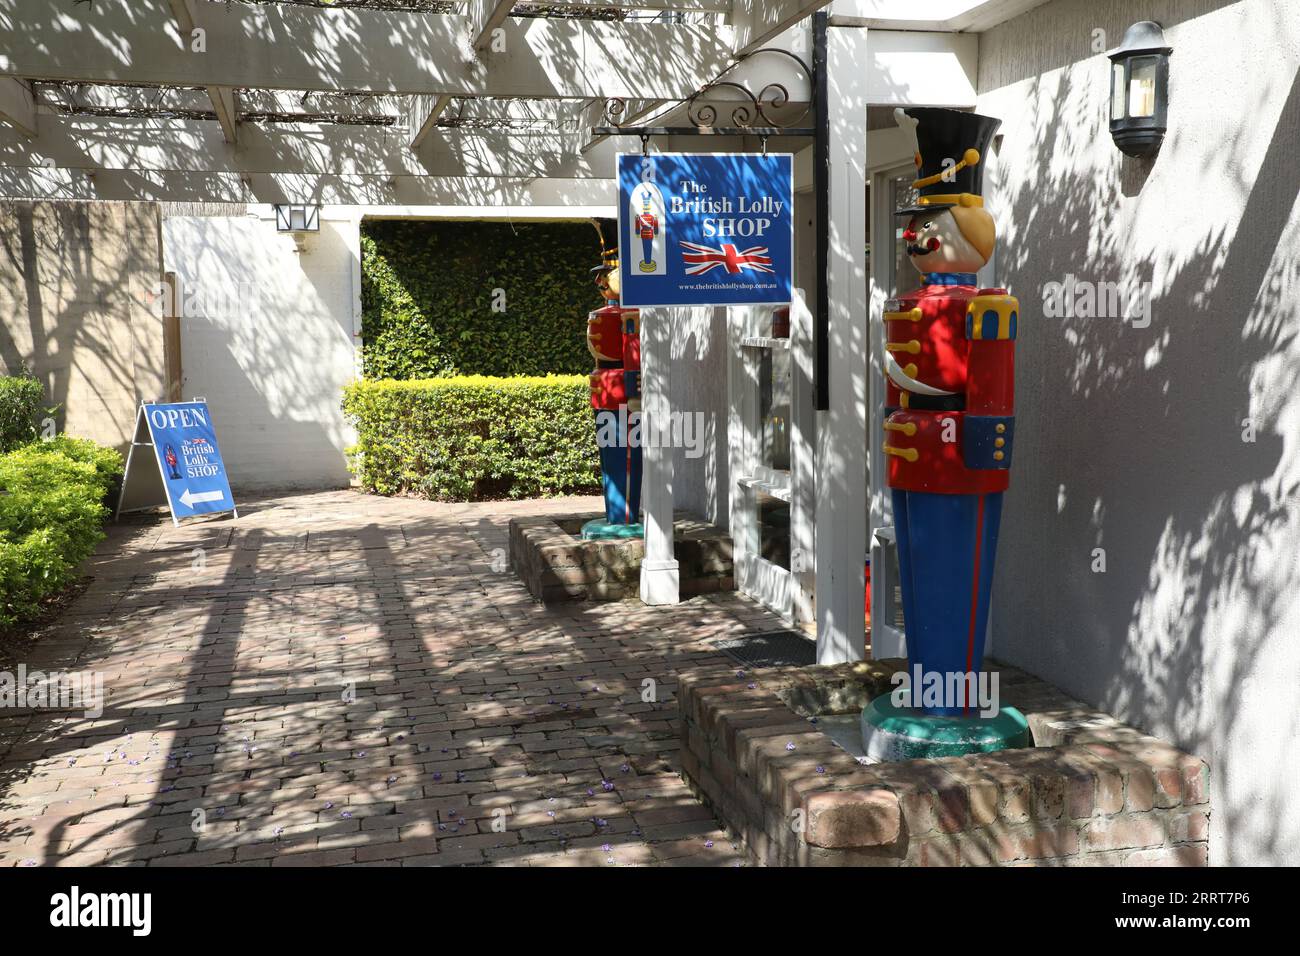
(0, 491, 788, 867)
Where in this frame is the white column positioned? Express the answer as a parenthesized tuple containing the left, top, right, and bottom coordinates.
(815, 24, 870, 664)
(789, 289, 817, 624)
(868, 167, 906, 661)
(725, 305, 754, 558)
(345, 210, 365, 383)
(639, 306, 680, 605)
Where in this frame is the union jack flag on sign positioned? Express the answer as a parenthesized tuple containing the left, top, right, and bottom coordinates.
(679, 241, 775, 277)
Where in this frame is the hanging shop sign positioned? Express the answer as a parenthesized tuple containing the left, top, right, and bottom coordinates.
(617, 152, 794, 308)
(116, 400, 237, 526)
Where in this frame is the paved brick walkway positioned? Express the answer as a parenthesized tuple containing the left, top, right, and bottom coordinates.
(0, 491, 788, 867)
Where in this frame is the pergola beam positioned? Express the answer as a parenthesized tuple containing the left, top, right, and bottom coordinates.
(0, 77, 35, 138)
(0, 0, 859, 199)
(32, 85, 403, 122)
(730, 1, 833, 56)
(0, 112, 617, 180)
(531, 1, 732, 11)
(470, 0, 516, 52)
(208, 85, 238, 143)
(165, 0, 196, 34)
(164, 0, 238, 143)
(0, 166, 616, 207)
(408, 94, 454, 149)
(0, 0, 735, 101)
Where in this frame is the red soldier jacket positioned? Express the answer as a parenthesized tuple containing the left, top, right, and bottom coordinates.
(882, 278, 1018, 496)
(587, 301, 641, 411)
(636, 213, 658, 240)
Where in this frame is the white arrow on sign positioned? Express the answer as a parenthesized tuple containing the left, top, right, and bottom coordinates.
(180, 488, 225, 508)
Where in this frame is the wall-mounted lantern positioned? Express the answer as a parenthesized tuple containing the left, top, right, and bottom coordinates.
(1108, 21, 1172, 157)
(274, 203, 320, 253)
(274, 203, 320, 233)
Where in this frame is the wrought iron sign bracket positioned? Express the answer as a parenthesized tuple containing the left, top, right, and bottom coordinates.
(593, 36, 817, 143)
(593, 126, 815, 139)
(593, 13, 831, 412)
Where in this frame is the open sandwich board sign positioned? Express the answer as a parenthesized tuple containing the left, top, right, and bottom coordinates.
(116, 400, 237, 526)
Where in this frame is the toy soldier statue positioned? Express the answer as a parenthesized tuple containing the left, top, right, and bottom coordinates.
(862, 107, 1030, 759)
(583, 248, 643, 540)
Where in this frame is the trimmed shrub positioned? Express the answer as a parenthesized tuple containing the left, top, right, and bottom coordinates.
(360, 220, 611, 379)
(342, 376, 600, 501)
(0, 436, 124, 628)
(0, 374, 45, 453)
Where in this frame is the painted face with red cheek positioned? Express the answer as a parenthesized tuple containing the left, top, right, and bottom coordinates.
(904, 210, 983, 276)
(905, 215, 943, 259)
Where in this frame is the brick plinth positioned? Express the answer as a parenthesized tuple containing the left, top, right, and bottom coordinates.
(509, 512, 734, 603)
(678, 660, 1211, 867)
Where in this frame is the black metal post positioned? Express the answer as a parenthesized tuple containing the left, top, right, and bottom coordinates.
(813, 11, 829, 411)
(591, 127, 814, 138)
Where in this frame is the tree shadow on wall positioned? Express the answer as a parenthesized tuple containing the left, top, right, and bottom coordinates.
(0, 201, 152, 449)
(993, 48, 1300, 865)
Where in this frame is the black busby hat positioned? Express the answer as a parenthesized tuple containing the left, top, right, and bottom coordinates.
(590, 248, 619, 275)
(895, 107, 1001, 216)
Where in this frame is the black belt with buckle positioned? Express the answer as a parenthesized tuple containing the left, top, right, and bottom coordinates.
(905, 393, 966, 412)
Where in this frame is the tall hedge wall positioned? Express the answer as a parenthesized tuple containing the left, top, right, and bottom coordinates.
(360, 219, 612, 379)
(342, 376, 600, 501)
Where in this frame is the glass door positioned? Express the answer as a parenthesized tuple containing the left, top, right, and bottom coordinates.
(866, 163, 918, 659)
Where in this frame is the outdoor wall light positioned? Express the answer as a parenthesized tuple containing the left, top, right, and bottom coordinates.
(1108, 21, 1172, 157)
(274, 203, 320, 233)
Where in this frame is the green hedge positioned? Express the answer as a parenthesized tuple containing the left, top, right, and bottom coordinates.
(0, 436, 123, 628)
(360, 220, 610, 379)
(342, 376, 600, 501)
(0, 374, 45, 453)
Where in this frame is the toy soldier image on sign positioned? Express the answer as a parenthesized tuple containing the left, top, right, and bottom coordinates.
(164, 443, 181, 480)
(861, 107, 1031, 760)
(583, 245, 644, 540)
(628, 180, 665, 275)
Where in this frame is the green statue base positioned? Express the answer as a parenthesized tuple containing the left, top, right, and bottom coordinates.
(580, 518, 645, 541)
(860, 693, 1031, 762)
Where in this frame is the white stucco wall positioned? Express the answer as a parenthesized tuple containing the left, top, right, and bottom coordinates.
(161, 209, 360, 491)
(978, 0, 1300, 865)
(161, 203, 621, 492)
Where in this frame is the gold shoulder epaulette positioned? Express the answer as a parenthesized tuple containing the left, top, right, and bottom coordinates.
(966, 294, 1019, 340)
